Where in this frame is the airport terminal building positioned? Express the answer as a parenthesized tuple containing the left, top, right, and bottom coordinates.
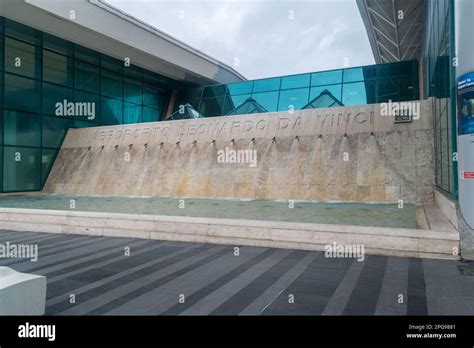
(0, 0, 473, 257)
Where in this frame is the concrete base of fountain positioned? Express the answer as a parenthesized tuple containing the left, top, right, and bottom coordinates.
(44, 101, 434, 204)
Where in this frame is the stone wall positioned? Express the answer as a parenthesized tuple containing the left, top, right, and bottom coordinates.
(44, 101, 434, 204)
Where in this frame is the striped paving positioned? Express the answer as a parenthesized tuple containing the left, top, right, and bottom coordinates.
(1, 230, 473, 316)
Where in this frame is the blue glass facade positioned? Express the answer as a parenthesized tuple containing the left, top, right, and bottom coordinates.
(423, 0, 457, 198)
(0, 17, 185, 193)
(177, 60, 419, 117)
(0, 17, 421, 194)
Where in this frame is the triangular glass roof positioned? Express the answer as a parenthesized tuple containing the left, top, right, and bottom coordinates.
(167, 103, 204, 120)
(226, 97, 268, 116)
(303, 89, 344, 109)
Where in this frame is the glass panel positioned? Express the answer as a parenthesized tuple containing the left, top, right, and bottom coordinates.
(3, 146, 41, 191)
(0, 111, 3, 145)
(42, 83, 74, 116)
(311, 70, 342, 86)
(4, 111, 41, 147)
(143, 84, 163, 108)
(188, 100, 201, 111)
(179, 87, 203, 102)
(0, 74, 3, 108)
(42, 116, 72, 148)
(277, 88, 309, 111)
(309, 85, 342, 103)
(43, 33, 73, 56)
(5, 37, 41, 79)
(223, 94, 252, 115)
(376, 79, 400, 103)
(124, 77, 142, 104)
(281, 74, 310, 90)
(202, 85, 227, 98)
(43, 49, 73, 86)
(198, 97, 225, 117)
(143, 72, 167, 86)
(0, 35, 4, 72)
(399, 77, 416, 101)
(73, 120, 96, 128)
(251, 91, 279, 112)
(5, 19, 41, 46)
(227, 81, 253, 95)
(4, 74, 41, 113)
(143, 106, 160, 122)
(342, 81, 376, 106)
(398, 60, 415, 77)
(101, 69, 122, 99)
(225, 95, 270, 115)
(343, 67, 364, 83)
(74, 90, 100, 123)
(101, 97, 122, 124)
(252, 77, 281, 93)
(124, 65, 143, 80)
(184, 60, 419, 118)
(0, 146, 2, 192)
(74, 45, 100, 65)
(74, 60, 99, 93)
(124, 102, 142, 124)
(376, 62, 399, 78)
(42, 148, 58, 184)
(101, 55, 123, 73)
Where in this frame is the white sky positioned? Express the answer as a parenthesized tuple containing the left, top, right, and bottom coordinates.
(107, 0, 375, 80)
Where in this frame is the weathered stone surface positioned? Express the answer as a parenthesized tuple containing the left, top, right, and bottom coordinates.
(44, 102, 434, 203)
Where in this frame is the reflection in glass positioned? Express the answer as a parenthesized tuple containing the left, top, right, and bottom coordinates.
(124, 102, 142, 124)
(227, 81, 253, 95)
(278, 88, 309, 111)
(309, 84, 342, 101)
(376, 79, 400, 103)
(227, 97, 268, 116)
(101, 97, 122, 124)
(223, 94, 251, 115)
(304, 89, 344, 109)
(168, 103, 204, 120)
(41, 149, 58, 185)
(3, 146, 41, 191)
(311, 70, 342, 86)
(74, 60, 99, 93)
(251, 91, 279, 112)
(5, 37, 40, 79)
(42, 83, 73, 116)
(43, 49, 73, 86)
(199, 97, 225, 117)
(4, 74, 41, 113)
(281, 74, 310, 90)
(342, 81, 376, 106)
(252, 77, 281, 93)
(124, 77, 143, 104)
(4, 110, 41, 147)
(101, 69, 122, 99)
(42, 116, 72, 148)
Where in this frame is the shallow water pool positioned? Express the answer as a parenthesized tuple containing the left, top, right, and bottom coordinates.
(0, 194, 417, 229)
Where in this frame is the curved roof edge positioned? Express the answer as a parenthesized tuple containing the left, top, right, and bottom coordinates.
(1, 0, 245, 84)
(92, 0, 246, 82)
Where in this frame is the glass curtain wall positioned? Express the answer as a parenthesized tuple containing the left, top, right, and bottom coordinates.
(0, 17, 175, 193)
(180, 60, 419, 117)
(424, 0, 457, 197)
